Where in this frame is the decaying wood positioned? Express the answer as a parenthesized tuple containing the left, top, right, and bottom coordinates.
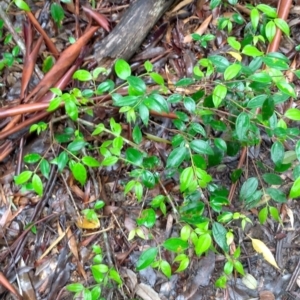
(93, 0, 175, 74)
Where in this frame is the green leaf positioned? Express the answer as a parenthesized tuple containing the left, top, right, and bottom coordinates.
(214, 138, 227, 152)
(195, 233, 212, 256)
(40, 159, 50, 179)
(175, 78, 194, 87)
(213, 84, 227, 108)
(183, 97, 196, 113)
(284, 108, 300, 120)
(115, 59, 131, 80)
(160, 260, 171, 278)
(224, 63, 241, 80)
(274, 18, 290, 36)
(208, 55, 229, 72)
(265, 21, 276, 42)
(234, 260, 245, 275)
(144, 61, 153, 72)
(262, 97, 274, 120)
(166, 147, 187, 168)
(163, 238, 189, 253)
(249, 72, 272, 83)
(240, 177, 258, 200)
(210, 0, 221, 9)
(141, 170, 156, 188)
(180, 167, 194, 192)
(289, 177, 300, 198)
(269, 206, 280, 222)
(66, 283, 84, 292)
(91, 286, 101, 299)
(127, 76, 146, 94)
(132, 125, 142, 144)
(23, 153, 41, 164)
(149, 72, 164, 85)
(212, 222, 229, 252)
(258, 207, 268, 224)
(227, 37, 241, 51)
(296, 140, 300, 162)
(257, 4, 277, 18)
(235, 112, 250, 141)
(276, 81, 296, 98)
(32, 174, 43, 196)
(125, 148, 143, 166)
(109, 268, 122, 285)
(242, 45, 264, 57)
(14, 0, 30, 11)
(247, 94, 268, 108)
(190, 140, 214, 155)
(137, 208, 156, 228)
(101, 156, 118, 166)
(271, 141, 284, 166)
(72, 163, 87, 185)
(224, 261, 234, 275)
(136, 247, 158, 270)
(250, 8, 259, 30)
(266, 188, 287, 203)
(50, 3, 64, 28)
(82, 156, 101, 167)
(42, 56, 54, 73)
(262, 173, 283, 185)
(57, 151, 68, 172)
(67, 140, 86, 152)
(65, 98, 78, 120)
(73, 69, 92, 81)
(14, 171, 32, 185)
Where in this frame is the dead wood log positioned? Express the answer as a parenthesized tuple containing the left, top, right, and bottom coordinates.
(93, 0, 175, 73)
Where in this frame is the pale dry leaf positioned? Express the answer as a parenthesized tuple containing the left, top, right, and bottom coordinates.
(184, 14, 212, 43)
(259, 290, 275, 300)
(136, 283, 161, 300)
(242, 273, 258, 290)
(251, 238, 280, 269)
(170, 0, 193, 14)
(296, 275, 300, 288)
(286, 206, 294, 228)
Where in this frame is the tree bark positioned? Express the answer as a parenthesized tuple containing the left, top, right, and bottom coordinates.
(93, 0, 175, 73)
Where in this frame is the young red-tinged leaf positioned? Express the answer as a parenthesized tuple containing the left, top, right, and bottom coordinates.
(251, 238, 280, 269)
(82, 156, 101, 167)
(213, 84, 227, 108)
(72, 163, 87, 185)
(15, 171, 32, 185)
(109, 268, 122, 285)
(289, 177, 300, 199)
(163, 238, 189, 253)
(32, 174, 43, 196)
(258, 207, 268, 224)
(115, 59, 131, 80)
(175, 256, 189, 273)
(66, 283, 84, 292)
(195, 233, 212, 256)
(284, 108, 300, 121)
(136, 247, 158, 270)
(160, 260, 171, 278)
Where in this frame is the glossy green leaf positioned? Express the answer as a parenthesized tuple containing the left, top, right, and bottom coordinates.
(57, 151, 68, 172)
(249, 73, 272, 83)
(224, 63, 241, 80)
(257, 4, 277, 18)
(265, 21, 276, 42)
(72, 163, 87, 185)
(190, 140, 214, 155)
(40, 159, 50, 179)
(235, 112, 250, 141)
(276, 81, 296, 98)
(82, 156, 101, 167)
(14, 0, 30, 11)
(262, 173, 283, 185)
(262, 97, 274, 120)
(180, 167, 194, 192)
(101, 156, 118, 166)
(136, 247, 158, 270)
(132, 125, 142, 144)
(234, 261, 245, 275)
(32, 174, 43, 196)
(175, 78, 194, 87)
(166, 147, 187, 168)
(250, 8, 259, 30)
(175, 256, 189, 272)
(137, 208, 156, 228)
(127, 76, 146, 94)
(289, 177, 300, 199)
(240, 177, 258, 200)
(195, 233, 212, 256)
(14, 170, 32, 185)
(284, 108, 300, 121)
(212, 222, 229, 252)
(66, 283, 84, 292)
(258, 207, 268, 224)
(242, 45, 263, 57)
(115, 59, 131, 80)
(163, 238, 188, 253)
(23, 153, 41, 164)
(149, 72, 164, 85)
(227, 37, 241, 51)
(224, 261, 234, 275)
(213, 84, 227, 108)
(269, 206, 280, 222)
(73, 69, 92, 81)
(125, 148, 143, 166)
(271, 141, 284, 166)
(274, 18, 290, 36)
(67, 140, 86, 152)
(160, 260, 171, 278)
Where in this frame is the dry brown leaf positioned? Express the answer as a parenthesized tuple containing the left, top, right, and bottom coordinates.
(76, 216, 100, 229)
(169, 0, 193, 14)
(251, 238, 280, 269)
(286, 206, 294, 228)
